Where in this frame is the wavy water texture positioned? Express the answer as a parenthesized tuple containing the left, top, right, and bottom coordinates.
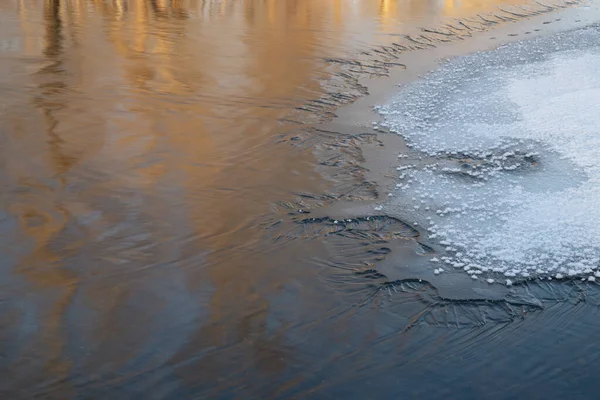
(0, 0, 597, 398)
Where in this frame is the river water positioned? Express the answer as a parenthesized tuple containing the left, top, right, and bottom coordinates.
(1, 1, 598, 399)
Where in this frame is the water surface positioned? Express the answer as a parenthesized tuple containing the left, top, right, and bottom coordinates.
(0, 1, 595, 398)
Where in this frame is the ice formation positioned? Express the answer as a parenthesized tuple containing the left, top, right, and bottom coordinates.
(377, 25, 600, 283)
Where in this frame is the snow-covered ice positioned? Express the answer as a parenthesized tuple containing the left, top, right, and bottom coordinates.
(377, 25, 600, 283)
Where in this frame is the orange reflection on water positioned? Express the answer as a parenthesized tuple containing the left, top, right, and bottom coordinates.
(0, 0, 569, 396)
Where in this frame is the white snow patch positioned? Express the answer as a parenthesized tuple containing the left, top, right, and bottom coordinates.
(378, 27, 600, 283)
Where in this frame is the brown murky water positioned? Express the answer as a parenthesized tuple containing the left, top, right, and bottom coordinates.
(1, 1, 598, 399)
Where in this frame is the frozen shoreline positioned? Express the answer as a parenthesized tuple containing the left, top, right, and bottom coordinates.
(307, 1, 600, 299)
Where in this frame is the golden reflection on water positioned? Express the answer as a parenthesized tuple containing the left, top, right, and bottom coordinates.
(0, 0, 564, 395)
